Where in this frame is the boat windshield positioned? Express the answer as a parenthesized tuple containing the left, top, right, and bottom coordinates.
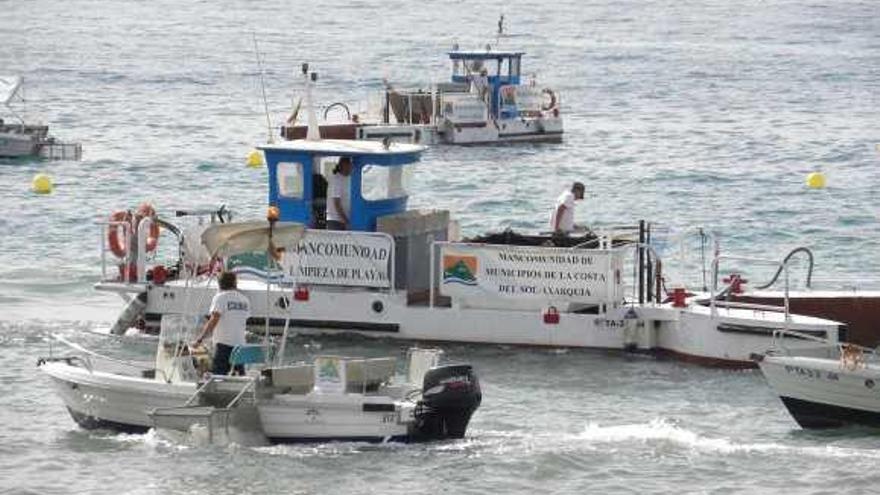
(361, 164, 411, 201)
(0, 75, 22, 106)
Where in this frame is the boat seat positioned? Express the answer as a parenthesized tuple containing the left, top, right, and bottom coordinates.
(229, 344, 266, 367)
(266, 365, 314, 394)
(345, 357, 396, 393)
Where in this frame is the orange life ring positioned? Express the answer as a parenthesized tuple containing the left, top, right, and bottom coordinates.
(107, 208, 160, 258)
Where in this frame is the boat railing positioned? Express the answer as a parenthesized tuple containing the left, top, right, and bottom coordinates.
(47, 334, 167, 381)
(98, 216, 173, 285)
(98, 220, 132, 282)
(711, 254, 794, 325)
(770, 328, 880, 365)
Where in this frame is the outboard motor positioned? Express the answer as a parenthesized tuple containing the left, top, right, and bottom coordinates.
(412, 364, 481, 440)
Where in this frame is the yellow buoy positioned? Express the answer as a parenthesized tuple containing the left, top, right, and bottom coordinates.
(31, 173, 53, 194)
(805, 171, 826, 189)
(246, 149, 264, 168)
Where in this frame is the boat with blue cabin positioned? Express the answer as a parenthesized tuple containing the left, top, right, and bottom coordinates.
(281, 48, 563, 145)
(91, 69, 847, 370)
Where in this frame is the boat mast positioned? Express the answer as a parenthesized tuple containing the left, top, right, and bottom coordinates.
(252, 33, 274, 144)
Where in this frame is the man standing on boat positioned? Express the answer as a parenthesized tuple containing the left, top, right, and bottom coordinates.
(326, 156, 352, 230)
(550, 181, 585, 234)
(193, 271, 251, 375)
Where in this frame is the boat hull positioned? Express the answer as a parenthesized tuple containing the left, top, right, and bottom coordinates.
(759, 354, 880, 428)
(281, 116, 563, 146)
(258, 396, 411, 443)
(39, 360, 196, 432)
(0, 132, 39, 157)
(116, 280, 842, 369)
(779, 396, 880, 429)
(40, 359, 476, 443)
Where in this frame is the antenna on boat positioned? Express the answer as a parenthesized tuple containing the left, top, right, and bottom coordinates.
(302, 63, 321, 141)
(252, 32, 275, 144)
(495, 14, 505, 46)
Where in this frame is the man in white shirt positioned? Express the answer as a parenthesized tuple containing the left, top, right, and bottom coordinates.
(193, 271, 251, 375)
(550, 182, 585, 234)
(326, 156, 352, 230)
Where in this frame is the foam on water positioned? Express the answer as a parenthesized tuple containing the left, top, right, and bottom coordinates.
(575, 418, 880, 460)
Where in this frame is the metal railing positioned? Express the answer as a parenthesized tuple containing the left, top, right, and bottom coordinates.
(769, 328, 879, 366)
(710, 254, 792, 324)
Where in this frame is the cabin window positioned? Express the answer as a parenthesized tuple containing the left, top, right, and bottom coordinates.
(361, 165, 411, 201)
(452, 59, 464, 78)
(277, 162, 304, 198)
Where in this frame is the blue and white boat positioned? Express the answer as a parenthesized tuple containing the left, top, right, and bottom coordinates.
(281, 48, 563, 145)
(92, 65, 845, 369)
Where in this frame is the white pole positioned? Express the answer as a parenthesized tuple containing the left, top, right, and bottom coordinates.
(303, 65, 321, 141)
(136, 217, 152, 283)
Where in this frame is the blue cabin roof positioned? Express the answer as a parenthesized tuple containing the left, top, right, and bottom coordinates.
(448, 50, 525, 60)
(259, 140, 426, 232)
(259, 139, 424, 161)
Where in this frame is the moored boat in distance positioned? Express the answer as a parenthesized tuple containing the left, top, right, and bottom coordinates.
(280, 48, 563, 145)
(0, 75, 81, 160)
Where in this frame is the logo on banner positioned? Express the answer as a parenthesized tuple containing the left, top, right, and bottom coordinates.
(318, 358, 341, 382)
(442, 254, 478, 286)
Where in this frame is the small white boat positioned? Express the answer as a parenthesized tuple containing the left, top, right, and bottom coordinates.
(39, 222, 481, 443)
(754, 330, 880, 428)
(0, 75, 81, 160)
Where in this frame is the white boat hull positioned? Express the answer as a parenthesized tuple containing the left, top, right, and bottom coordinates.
(39, 357, 480, 442)
(758, 353, 880, 428)
(258, 395, 411, 443)
(328, 117, 563, 145)
(39, 360, 195, 432)
(107, 280, 843, 369)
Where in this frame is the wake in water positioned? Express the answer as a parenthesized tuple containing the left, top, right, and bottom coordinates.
(460, 417, 880, 464)
(575, 418, 880, 460)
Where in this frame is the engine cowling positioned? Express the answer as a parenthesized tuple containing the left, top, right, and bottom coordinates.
(411, 364, 481, 440)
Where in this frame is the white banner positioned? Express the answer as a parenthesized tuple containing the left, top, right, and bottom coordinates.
(281, 231, 392, 288)
(442, 95, 488, 123)
(439, 243, 623, 303)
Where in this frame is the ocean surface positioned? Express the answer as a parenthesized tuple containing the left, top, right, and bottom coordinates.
(2, 0, 880, 493)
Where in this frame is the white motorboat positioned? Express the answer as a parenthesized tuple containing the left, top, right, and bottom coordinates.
(754, 330, 880, 429)
(39, 222, 481, 443)
(0, 75, 81, 160)
(280, 48, 563, 145)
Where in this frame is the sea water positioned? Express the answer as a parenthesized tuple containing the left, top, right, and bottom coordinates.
(1, 0, 879, 493)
